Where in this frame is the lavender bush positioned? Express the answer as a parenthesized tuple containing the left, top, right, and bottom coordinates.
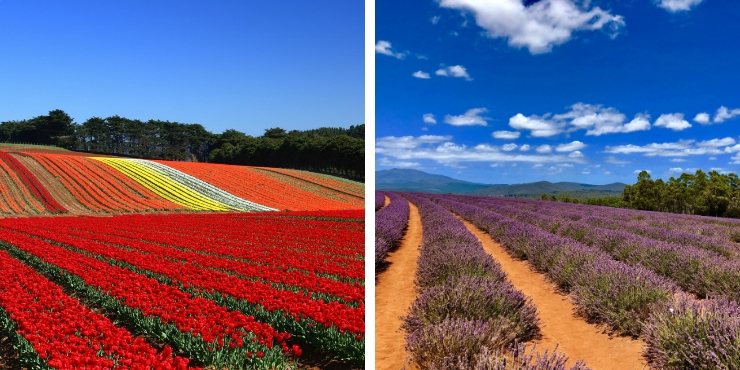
(375, 190, 385, 211)
(644, 294, 740, 369)
(402, 275, 539, 341)
(374, 192, 410, 270)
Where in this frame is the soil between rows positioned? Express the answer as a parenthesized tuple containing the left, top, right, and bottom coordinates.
(457, 215, 647, 370)
(375, 200, 421, 370)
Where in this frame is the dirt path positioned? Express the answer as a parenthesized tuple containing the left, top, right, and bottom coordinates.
(12, 154, 93, 215)
(383, 195, 390, 207)
(458, 217, 647, 370)
(375, 200, 421, 370)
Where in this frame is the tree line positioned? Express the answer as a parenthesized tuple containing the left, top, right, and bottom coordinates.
(0, 110, 364, 181)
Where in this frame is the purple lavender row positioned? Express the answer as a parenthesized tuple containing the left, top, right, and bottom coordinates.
(430, 194, 678, 337)
(455, 195, 740, 301)
(401, 193, 589, 369)
(374, 192, 409, 270)
(374, 190, 385, 211)
(504, 198, 739, 257)
(436, 194, 740, 367)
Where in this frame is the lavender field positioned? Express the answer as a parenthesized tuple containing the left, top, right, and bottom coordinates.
(376, 191, 740, 369)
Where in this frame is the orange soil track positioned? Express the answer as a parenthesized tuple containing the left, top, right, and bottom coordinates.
(459, 217, 647, 370)
(375, 200, 420, 370)
(12, 154, 95, 215)
(153, 160, 360, 211)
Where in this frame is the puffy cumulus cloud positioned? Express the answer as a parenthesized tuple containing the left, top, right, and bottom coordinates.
(732, 153, 740, 165)
(492, 130, 521, 139)
(710, 167, 731, 174)
(654, 113, 692, 131)
(714, 106, 740, 123)
(694, 112, 710, 124)
(513, 103, 650, 137)
(605, 138, 740, 158)
(509, 113, 564, 137)
(412, 70, 431, 79)
(375, 40, 406, 59)
(633, 170, 652, 174)
(697, 137, 736, 147)
(568, 151, 584, 158)
(520, 144, 531, 151)
(423, 114, 437, 124)
(555, 140, 586, 152)
(535, 144, 552, 153)
(435, 65, 472, 80)
(375, 135, 585, 167)
(376, 135, 453, 149)
(554, 103, 651, 136)
(654, 0, 704, 12)
(444, 108, 489, 126)
(378, 157, 421, 168)
(438, 0, 624, 54)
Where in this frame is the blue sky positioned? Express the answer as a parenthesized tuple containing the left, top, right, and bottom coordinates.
(0, 1, 363, 136)
(375, 0, 740, 185)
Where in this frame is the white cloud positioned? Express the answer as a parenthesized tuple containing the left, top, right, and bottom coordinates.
(555, 140, 586, 152)
(444, 108, 489, 126)
(694, 112, 710, 124)
(520, 144, 531, 151)
(669, 167, 684, 173)
(604, 156, 629, 165)
(533, 163, 543, 168)
(375, 40, 406, 59)
(697, 137, 736, 147)
(375, 135, 585, 167)
(423, 114, 437, 124)
(438, 0, 625, 54)
(421, 127, 429, 131)
(714, 106, 740, 123)
(514, 103, 650, 137)
(670, 158, 686, 162)
(655, 0, 704, 12)
(709, 156, 717, 160)
(731, 153, 740, 165)
(536, 144, 552, 153)
(554, 103, 651, 136)
(435, 65, 472, 80)
(412, 70, 431, 79)
(568, 151, 584, 158)
(431, 15, 441, 24)
(509, 113, 564, 137)
(654, 113, 691, 131)
(492, 130, 521, 139)
(502, 143, 518, 151)
(376, 135, 453, 149)
(378, 157, 421, 168)
(633, 170, 652, 174)
(604, 138, 740, 158)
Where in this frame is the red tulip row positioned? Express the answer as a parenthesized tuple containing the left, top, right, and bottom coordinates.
(0, 230, 296, 369)
(67, 212, 365, 280)
(0, 151, 66, 213)
(7, 218, 363, 304)
(0, 246, 199, 370)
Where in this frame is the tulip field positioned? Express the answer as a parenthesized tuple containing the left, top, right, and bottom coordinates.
(0, 148, 364, 369)
(378, 191, 740, 369)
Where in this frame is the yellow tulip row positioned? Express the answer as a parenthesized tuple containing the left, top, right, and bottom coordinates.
(93, 158, 232, 211)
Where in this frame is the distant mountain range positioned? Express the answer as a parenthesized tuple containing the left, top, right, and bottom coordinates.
(376, 169, 627, 199)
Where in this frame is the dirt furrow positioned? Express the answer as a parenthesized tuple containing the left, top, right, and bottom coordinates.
(12, 154, 92, 215)
(375, 200, 420, 370)
(383, 195, 390, 207)
(458, 216, 647, 370)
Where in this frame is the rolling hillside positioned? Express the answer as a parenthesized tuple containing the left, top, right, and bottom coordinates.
(0, 149, 364, 216)
(377, 168, 625, 198)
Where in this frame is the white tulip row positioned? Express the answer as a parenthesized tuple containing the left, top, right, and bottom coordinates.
(130, 159, 277, 212)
